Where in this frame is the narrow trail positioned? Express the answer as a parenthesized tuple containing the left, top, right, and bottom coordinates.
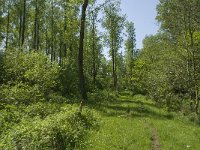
(144, 119, 162, 150)
(121, 94, 162, 150)
(151, 126, 161, 150)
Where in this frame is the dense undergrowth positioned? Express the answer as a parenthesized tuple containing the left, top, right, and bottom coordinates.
(0, 50, 100, 149)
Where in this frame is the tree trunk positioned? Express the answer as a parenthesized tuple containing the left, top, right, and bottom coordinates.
(51, 0, 54, 61)
(45, 27, 48, 55)
(21, 0, 26, 47)
(63, 0, 68, 58)
(59, 40, 62, 65)
(92, 12, 96, 88)
(33, 0, 39, 51)
(5, 8, 10, 49)
(19, 0, 23, 49)
(78, 0, 88, 112)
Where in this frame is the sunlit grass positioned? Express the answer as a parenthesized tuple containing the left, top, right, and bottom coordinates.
(84, 94, 200, 150)
(87, 117, 151, 150)
(151, 119, 200, 150)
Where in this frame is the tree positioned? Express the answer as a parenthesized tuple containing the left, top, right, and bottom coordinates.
(124, 21, 136, 89)
(83, 1, 104, 90)
(134, 33, 188, 110)
(102, 0, 125, 90)
(157, 0, 200, 114)
(33, 0, 39, 51)
(78, 0, 89, 111)
(5, 0, 11, 49)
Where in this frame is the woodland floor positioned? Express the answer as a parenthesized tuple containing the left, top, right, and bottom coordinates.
(84, 94, 200, 150)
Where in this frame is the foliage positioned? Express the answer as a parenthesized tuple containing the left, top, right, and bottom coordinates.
(102, 0, 125, 90)
(88, 90, 117, 105)
(124, 21, 136, 90)
(133, 34, 190, 111)
(156, 0, 200, 114)
(0, 0, 200, 149)
(0, 83, 43, 105)
(58, 58, 79, 97)
(3, 50, 60, 93)
(0, 106, 100, 150)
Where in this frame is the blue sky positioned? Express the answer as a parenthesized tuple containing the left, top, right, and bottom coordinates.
(97, 0, 160, 49)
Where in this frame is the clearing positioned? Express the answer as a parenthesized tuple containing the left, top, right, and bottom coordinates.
(85, 94, 200, 150)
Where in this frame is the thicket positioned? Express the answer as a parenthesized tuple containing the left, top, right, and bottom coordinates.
(0, 50, 100, 149)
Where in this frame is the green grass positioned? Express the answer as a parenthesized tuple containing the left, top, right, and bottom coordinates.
(86, 117, 151, 150)
(151, 118, 200, 150)
(85, 94, 200, 150)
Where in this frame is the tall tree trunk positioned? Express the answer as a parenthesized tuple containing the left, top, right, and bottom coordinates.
(21, 0, 26, 47)
(45, 27, 48, 55)
(51, 0, 54, 61)
(5, 8, 10, 49)
(78, 0, 88, 112)
(63, 0, 68, 58)
(33, 0, 39, 51)
(114, 47, 117, 90)
(19, 0, 23, 49)
(92, 12, 96, 88)
(59, 39, 62, 65)
(111, 32, 117, 90)
(188, 8, 199, 114)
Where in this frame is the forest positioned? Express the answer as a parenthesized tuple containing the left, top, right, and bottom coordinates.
(0, 0, 200, 149)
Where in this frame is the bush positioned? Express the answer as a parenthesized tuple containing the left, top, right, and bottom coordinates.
(0, 106, 100, 150)
(58, 59, 79, 97)
(88, 90, 117, 105)
(0, 83, 43, 105)
(48, 92, 71, 104)
(0, 50, 63, 105)
(0, 105, 22, 135)
(3, 50, 60, 93)
(23, 102, 62, 119)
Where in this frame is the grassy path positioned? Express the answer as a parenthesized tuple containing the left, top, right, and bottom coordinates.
(145, 120, 162, 150)
(86, 94, 200, 150)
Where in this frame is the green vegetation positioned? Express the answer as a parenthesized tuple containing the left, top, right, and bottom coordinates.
(87, 94, 200, 150)
(0, 0, 200, 149)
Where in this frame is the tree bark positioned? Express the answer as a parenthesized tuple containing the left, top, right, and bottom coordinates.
(92, 12, 96, 88)
(78, 0, 88, 112)
(51, 0, 54, 61)
(19, 0, 23, 49)
(63, 0, 68, 58)
(21, 0, 26, 47)
(33, 0, 39, 51)
(5, 7, 10, 49)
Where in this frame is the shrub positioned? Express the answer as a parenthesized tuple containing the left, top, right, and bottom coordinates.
(23, 102, 61, 119)
(0, 105, 22, 135)
(0, 83, 43, 105)
(58, 59, 79, 97)
(88, 90, 117, 105)
(3, 50, 60, 93)
(48, 92, 71, 104)
(1, 106, 100, 150)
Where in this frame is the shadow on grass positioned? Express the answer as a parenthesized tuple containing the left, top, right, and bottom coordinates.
(89, 96, 173, 120)
(113, 99, 158, 109)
